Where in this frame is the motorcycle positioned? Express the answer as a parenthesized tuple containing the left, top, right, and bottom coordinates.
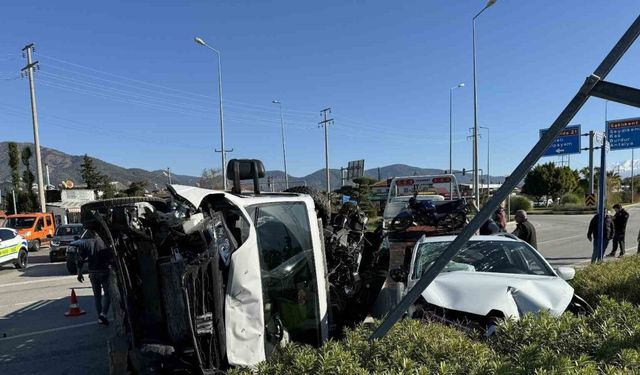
(389, 195, 469, 233)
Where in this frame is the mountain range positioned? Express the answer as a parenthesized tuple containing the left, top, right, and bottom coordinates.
(0, 142, 505, 191)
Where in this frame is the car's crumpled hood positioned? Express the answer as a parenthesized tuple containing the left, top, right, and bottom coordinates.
(419, 271, 574, 318)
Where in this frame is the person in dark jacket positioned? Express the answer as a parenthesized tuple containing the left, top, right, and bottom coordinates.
(480, 218, 501, 235)
(75, 230, 113, 325)
(608, 204, 629, 257)
(587, 211, 615, 263)
(512, 210, 537, 249)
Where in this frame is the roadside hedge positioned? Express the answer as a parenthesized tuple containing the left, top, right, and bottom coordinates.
(560, 192, 582, 205)
(571, 255, 640, 307)
(231, 257, 640, 374)
(509, 195, 532, 214)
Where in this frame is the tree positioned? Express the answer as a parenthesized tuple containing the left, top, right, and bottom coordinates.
(80, 154, 116, 198)
(81, 154, 102, 189)
(522, 162, 578, 201)
(522, 163, 553, 201)
(334, 176, 378, 218)
(199, 168, 223, 189)
(125, 181, 148, 197)
(8, 142, 20, 190)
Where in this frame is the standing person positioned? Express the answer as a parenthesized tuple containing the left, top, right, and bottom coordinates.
(75, 230, 113, 325)
(512, 210, 537, 249)
(608, 203, 629, 257)
(494, 205, 507, 232)
(587, 211, 615, 263)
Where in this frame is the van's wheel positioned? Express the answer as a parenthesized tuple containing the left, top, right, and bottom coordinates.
(81, 196, 168, 230)
(30, 239, 40, 252)
(14, 249, 28, 269)
(284, 186, 330, 227)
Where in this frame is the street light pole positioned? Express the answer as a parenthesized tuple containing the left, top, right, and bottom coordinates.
(472, 0, 497, 206)
(194, 37, 228, 190)
(449, 83, 465, 175)
(272, 100, 289, 189)
(480, 126, 490, 201)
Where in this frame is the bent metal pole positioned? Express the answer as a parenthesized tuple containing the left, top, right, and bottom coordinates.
(370, 14, 640, 340)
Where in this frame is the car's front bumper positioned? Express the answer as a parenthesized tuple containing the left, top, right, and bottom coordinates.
(49, 246, 68, 261)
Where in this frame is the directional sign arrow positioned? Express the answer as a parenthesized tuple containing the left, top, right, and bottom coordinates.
(555, 148, 565, 154)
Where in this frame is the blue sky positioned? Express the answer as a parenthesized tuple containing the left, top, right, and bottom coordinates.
(1, 0, 640, 178)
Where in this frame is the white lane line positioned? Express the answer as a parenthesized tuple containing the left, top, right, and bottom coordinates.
(0, 321, 96, 341)
(539, 234, 584, 244)
(0, 277, 73, 288)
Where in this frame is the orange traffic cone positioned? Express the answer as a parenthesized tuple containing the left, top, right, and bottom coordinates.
(64, 288, 86, 317)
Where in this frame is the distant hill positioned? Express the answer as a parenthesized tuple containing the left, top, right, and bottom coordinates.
(0, 142, 199, 189)
(0, 142, 505, 192)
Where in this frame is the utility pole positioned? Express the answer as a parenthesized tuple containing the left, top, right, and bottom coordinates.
(632, 149, 635, 203)
(214, 148, 233, 189)
(12, 190, 17, 214)
(167, 167, 172, 184)
(319, 108, 334, 199)
(21, 43, 46, 213)
(588, 131, 595, 194)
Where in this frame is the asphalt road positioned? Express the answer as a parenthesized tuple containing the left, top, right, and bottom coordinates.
(0, 249, 111, 375)
(525, 205, 640, 267)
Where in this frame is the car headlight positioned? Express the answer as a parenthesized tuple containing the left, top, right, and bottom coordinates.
(51, 240, 60, 247)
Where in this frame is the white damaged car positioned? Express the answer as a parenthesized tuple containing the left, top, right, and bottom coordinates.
(391, 234, 592, 333)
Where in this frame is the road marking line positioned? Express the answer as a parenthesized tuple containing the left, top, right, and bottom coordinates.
(0, 321, 96, 341)
(0, 277, 73, 288)
(539, 234, 584, 244)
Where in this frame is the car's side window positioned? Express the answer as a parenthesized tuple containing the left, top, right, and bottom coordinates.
(0, 229, 15, 241)
(514, 245, 548, 275)
(45, 216, 52, 227)
(252, 202, 321, 355)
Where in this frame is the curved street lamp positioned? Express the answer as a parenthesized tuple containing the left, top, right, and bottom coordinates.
(272, 100, 289, 189)
(194, 36, 227, 190)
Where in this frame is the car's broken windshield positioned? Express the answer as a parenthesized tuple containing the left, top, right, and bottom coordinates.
(413, 240, 554, 278)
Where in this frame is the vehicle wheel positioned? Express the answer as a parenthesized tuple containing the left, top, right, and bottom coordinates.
(284, 186, 330, 227)
(30, 239, 40, 252)
(567, 294, 594, 316)
(14, 249, 28, 269)
(81, 196, 168, 230)
(66, 259, 77, 275)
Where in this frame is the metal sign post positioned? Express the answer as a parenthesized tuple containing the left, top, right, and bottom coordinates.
(597, 136, 607, 261)
(370, 15, 640, 340)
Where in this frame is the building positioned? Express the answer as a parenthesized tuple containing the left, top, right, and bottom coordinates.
(46, 189, 96, 225)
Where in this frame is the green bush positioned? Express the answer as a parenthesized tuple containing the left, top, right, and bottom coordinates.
(490, 297, 640, 372)
(571, 256, 640, 307)
(509, 195, 532, 214)
(560, 192, 582, 205)
(230, 319, 501, 375)
(230, 257, 640, 375)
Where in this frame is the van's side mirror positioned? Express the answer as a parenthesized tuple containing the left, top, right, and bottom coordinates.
(390, 267, 408, 283)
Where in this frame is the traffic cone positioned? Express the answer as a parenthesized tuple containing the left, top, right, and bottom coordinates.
(64, 288, 86, 317)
